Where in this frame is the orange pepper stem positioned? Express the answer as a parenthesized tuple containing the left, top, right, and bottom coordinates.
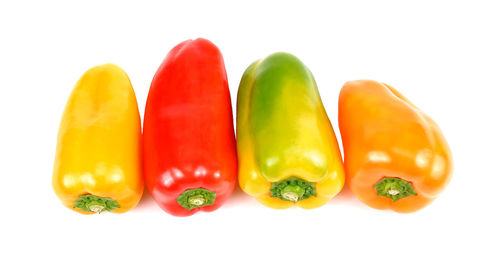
(74, 194, 120, 213)
(374, 177, 417, 202)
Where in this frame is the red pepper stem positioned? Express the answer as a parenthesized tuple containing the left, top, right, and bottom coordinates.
(176, 188, 216, 210)
(188, 195, 206, 206)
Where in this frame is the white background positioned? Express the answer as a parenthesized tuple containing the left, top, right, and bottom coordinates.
(1, 0, 499, 258)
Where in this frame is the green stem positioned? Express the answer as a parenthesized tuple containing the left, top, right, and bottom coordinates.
(188, 195, 206, 206)
(374, 177, 417, 202)
(270, 177, 316, 202)
(74, 194, 119, 213)
(176, 188, 216, 210)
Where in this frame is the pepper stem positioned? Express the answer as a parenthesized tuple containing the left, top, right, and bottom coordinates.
(74, 194, 119, 213)
(281, 185, 305, 202)
(270, 177, 316, 202)
(188, 195, 206, 206)
(374, 177, 417, 202)
(88, 203, 105, 213)
(176, 188, 216, 210)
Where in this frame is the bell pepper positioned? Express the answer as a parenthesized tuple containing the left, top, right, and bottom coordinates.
(144, 38, 237, 217)
(52, 64, 143, 214)
(338, 80, 453, 213)
(237, 52, 345, 209)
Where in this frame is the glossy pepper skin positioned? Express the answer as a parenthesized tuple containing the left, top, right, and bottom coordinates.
(237, 52, 345, 209)
(144, 38, 237, 217)
(53, 64, 143, 214)
(339, 80, 453, 213)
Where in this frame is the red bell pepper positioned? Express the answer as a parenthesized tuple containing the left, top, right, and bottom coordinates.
(144, 38, 237, 216)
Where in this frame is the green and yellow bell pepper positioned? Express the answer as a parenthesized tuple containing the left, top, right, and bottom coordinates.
(236, 52, 345, 209)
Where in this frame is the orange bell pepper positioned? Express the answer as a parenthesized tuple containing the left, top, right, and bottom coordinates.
(338, 80, 453, 213)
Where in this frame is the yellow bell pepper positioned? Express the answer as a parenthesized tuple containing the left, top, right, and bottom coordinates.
(52, 64, 143, 214)
(236, 53, 345, 209)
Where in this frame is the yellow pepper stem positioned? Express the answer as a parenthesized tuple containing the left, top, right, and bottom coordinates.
(74, 194, 120, 213)
(270, 177, 316, 202)
(281, 185, 305, 202)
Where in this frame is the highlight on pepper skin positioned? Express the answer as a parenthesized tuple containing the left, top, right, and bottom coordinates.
(338, 80, 453, 213)
(52, 64, 144, 214)
(236, 52, 345, 209)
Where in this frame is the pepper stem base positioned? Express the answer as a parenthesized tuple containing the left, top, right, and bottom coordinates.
(374, 177, 417, 202)
(270, 177, 316, 202)
(176, 188, 216, 210)
(188, 195, 206, 206)
(74, 194, 119, 213)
